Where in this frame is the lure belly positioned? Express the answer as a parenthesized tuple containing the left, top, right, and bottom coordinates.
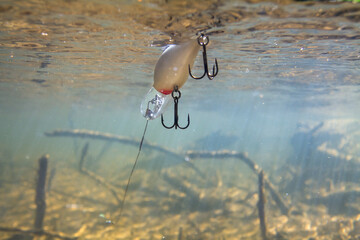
(141, 39, 200, 120)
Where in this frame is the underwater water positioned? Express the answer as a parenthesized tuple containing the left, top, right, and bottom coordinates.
(0, 0, 360, 239)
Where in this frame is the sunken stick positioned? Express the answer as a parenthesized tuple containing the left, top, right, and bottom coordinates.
(185, 150, 290, 215)
(45, 129, 180, 159)
(34, 154, 48, 231)
(178, 227, 183, 240)
(78, 142, 121, 205)
(257, 170, 267, 240)
(0, 155, 78, 240)
(45, 129, 289, 214)
(80, 167, 121, 205)
(0, 227, 77, 240)
(45, 128, 203, 176)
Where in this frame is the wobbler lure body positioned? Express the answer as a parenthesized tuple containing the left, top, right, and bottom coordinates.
(140, 39, 200, 120)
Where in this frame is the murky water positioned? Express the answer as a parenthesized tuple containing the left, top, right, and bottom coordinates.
(0, 0, 360, 239)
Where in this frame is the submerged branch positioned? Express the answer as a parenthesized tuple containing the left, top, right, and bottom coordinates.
(77, 142, 122, 205)
(162, 172, 200, 203)
(45, 129, 180, 159)
(45, 129, 289, 215)
(0, 226, 77, 240)
(34, 154, 48, 231)
(186, 150, 290, 215)
(45, 129, 204, 206)
(79, 142, 89, 171)
(80, 168, 122, 205)
(257, 170, 267, 240)
(45, 128, 203, 175)
(0, 155, 80, 240)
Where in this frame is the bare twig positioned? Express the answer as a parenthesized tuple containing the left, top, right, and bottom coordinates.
(80, 168, 122, 205)
(45, 130, 289, 215)
(34, 154, 48, 230)
(45, 129, 179, 159)
(162, 172, 200, 202)
(178, 227, 183, 240)
(257, 170, 267, 240)
(0, 226, 77, 240)
(0, 155, 79, 240)
(45, 128, 203, 176)
(185, 150, 290, 215)
(79, 142, 89, 171)
(78, 142, 121, 205)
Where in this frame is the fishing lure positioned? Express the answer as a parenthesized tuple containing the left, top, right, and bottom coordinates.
(140, 39, 201, 120)
(119, 33, 218, 219)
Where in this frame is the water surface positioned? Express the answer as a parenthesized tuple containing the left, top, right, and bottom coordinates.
(0, 0, 360, 239)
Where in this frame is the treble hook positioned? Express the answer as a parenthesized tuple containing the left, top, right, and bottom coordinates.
(161, 86, 190, 130)
(189, 33, 219, 80)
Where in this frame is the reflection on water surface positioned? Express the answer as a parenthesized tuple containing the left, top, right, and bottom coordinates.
(0, 0, 360, 239)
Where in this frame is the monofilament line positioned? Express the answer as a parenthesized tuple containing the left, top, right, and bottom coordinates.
(119, 119, 149, 218)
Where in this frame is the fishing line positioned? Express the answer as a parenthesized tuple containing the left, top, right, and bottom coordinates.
(119, 119, 149, 218)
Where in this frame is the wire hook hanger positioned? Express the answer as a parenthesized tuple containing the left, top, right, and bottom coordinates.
(161, 85, 190, 130)
(189, 33, 219, 80)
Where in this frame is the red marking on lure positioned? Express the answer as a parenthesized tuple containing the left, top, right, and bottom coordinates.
(159, 89, 173, 95)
